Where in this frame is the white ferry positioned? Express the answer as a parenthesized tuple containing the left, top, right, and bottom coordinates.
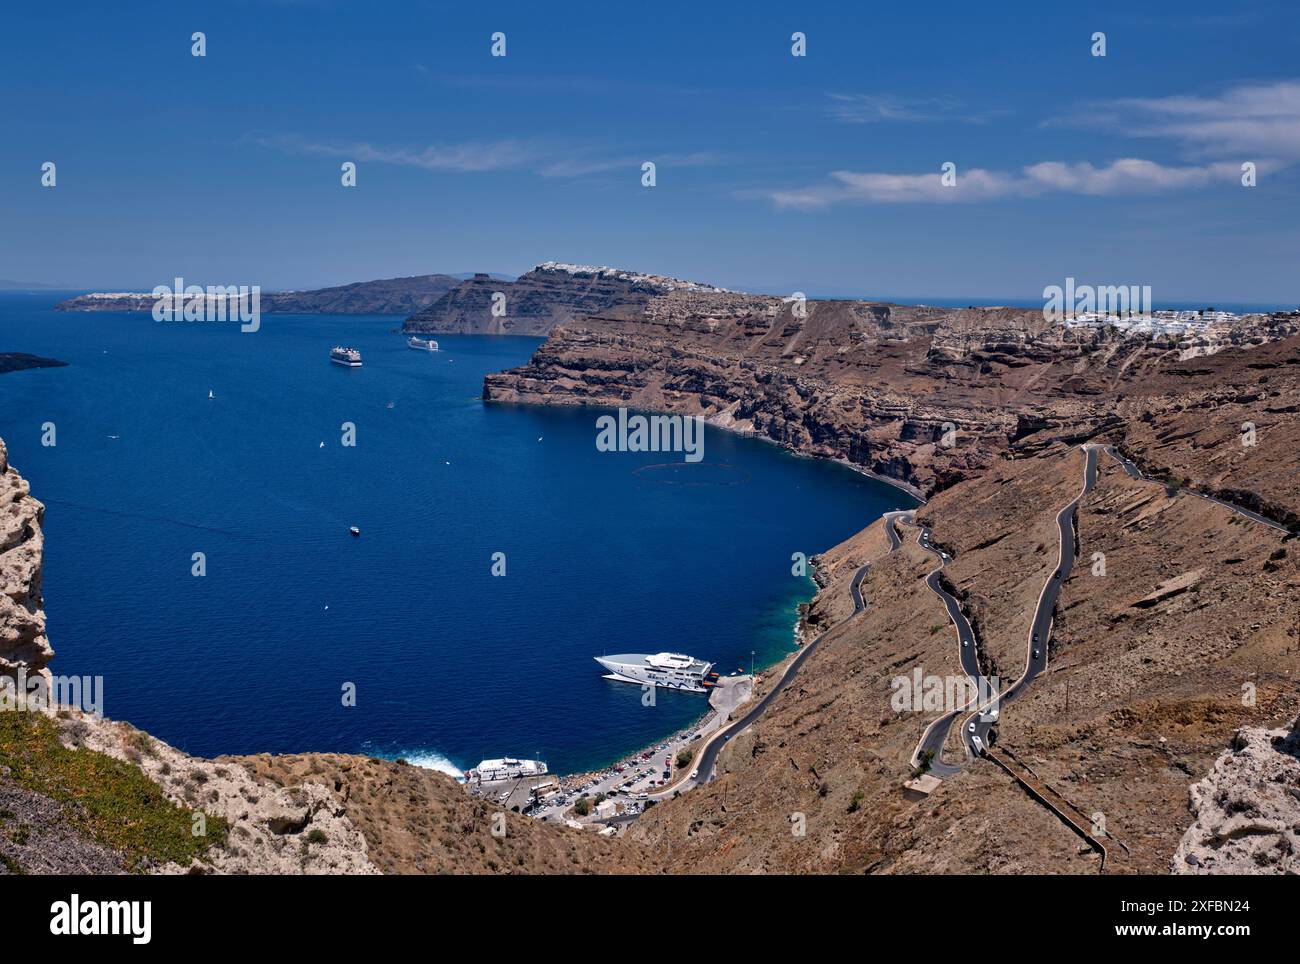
(330, 346, 362, 367)
(595, 652, 716, 692)
(467, 757, 548, 783)
(407, 335, 439, 351)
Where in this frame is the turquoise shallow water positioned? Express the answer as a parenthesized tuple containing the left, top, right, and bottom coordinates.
(0, 293, 915, 775)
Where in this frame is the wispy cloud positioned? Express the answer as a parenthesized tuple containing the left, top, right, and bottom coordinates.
(252, 133, 535, 172)
(755, 80, 1300, 210)
(538, 151, 723, 178)
(252, 133, 722, 180)
(1048, 80, 1300, 159)
(825, 93, 1002, 125)
(755, 159, 1244, 210)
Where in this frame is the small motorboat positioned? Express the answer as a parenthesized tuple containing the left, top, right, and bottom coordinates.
(349, 526, 361, 537)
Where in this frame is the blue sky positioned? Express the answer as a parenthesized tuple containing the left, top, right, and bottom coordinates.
(2, 0, 1298, 303)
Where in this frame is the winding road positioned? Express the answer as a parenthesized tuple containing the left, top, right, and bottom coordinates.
(665, 441, 1287, 799)
(957, 444, 1099, 757)
(672, 508, 921, 792)
(1103, 446, 1289, 533)
(906, 518, 990, 777)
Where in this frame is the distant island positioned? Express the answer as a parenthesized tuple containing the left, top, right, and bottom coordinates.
(0, 352, 67, 374)
(54, 273, 478, 315)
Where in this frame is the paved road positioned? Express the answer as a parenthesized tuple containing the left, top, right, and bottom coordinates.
(958, 444, 1100, 757)
(905, 518, 995, 777)
(1103, 446, 1290, 533)
(687, 561, 872, 786)
(680, 509, 925, 790)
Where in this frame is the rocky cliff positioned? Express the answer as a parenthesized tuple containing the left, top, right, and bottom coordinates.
(0, 438, 52, 681)
(54, 273, 465, 315)
(1172, 720, 1300, 874)
(403, 262, 731, 337)
(480, 269, 1300, 500)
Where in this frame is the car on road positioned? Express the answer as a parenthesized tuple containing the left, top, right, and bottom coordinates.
(962, 639, 968, 647)
(1032, 649, 1041, 659)
(967, 722, 976, 733)
(690, 770, 698, 779)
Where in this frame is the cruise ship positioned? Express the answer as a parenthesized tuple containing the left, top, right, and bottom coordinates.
(467, 757, 548, 784)
(407, 335, 439, 351)
(330, 346, 362, 367)
(595, 652, 716, 692)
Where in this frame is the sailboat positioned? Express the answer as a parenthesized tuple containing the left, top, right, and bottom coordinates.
(208, 389, 215, 400)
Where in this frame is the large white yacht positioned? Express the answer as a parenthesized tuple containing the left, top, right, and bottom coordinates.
(467, 757, 548, 783)
(595, 652, 715, 692)
(330, 346, 362, 367)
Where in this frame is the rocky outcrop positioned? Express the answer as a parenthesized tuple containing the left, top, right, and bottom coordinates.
(0, 438, 52, 679)
(59, 710, 380, 875)
(55, 273, 464, 315)
(1173, 721, 1300, 874)
(229, 753, 655, 875)
(404, 262, 730, 336)
(0, 354, 66, 375)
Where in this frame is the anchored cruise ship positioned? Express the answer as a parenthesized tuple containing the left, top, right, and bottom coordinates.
(595, 652, 716, 692)
(407, 335, 439, 351)
(329, 346, 362, 367)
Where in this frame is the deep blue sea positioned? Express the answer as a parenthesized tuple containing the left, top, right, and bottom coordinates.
(0, 292, 911, 775)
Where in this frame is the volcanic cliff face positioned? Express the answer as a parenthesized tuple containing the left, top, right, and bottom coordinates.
(0, 438, 52, 680)
(480, 270, 1300, 499)
(403, 262, 731, 337)
(471, 265, 1300, 874)
(55, 273, 464, 315)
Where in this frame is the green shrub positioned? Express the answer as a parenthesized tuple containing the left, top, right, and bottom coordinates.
(0, 712, 226, 870)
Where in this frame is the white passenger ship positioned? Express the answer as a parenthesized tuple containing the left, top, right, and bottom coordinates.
(330, 346, 362, 367)
(467, 757, 548, 783)
(407, 335, 439, 351)
(595, 652, 716, 692)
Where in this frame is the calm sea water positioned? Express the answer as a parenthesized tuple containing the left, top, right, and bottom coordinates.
(0, 293, 912, 775)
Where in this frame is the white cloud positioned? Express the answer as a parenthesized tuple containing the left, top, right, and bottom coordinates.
(1051, 80, 1300, 160)
(758, 158, 1243, 209)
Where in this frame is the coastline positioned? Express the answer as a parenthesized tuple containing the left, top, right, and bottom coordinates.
(465, 396, 923, 795)
(548, 590, 813, 792)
